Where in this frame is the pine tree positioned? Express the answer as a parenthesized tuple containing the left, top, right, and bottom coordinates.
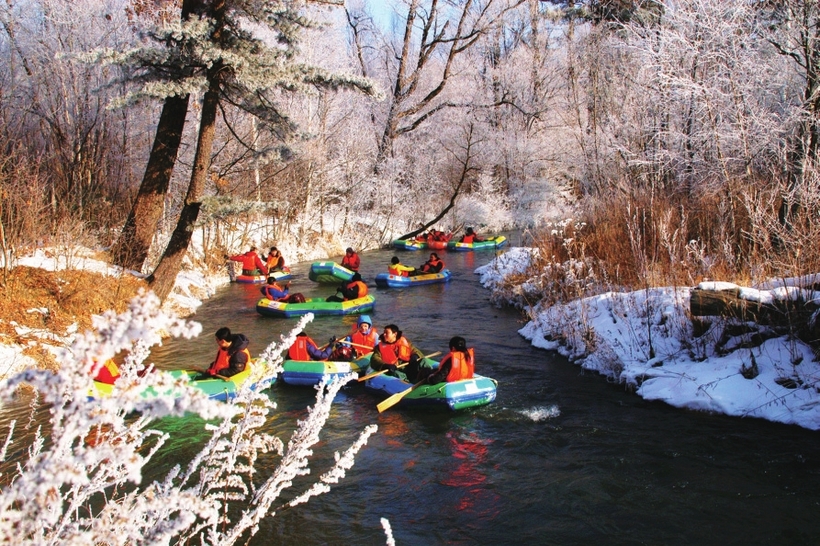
(100, 0, 377, 298)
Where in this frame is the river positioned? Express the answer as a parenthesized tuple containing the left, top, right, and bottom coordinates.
(15, 238, 820, 545)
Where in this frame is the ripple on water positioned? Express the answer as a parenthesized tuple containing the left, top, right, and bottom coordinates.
(519, 404, 561, 421)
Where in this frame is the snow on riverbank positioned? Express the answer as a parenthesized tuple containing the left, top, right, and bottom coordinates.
(477, 248, 820, 431)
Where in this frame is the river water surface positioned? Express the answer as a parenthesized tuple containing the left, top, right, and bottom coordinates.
(33, 240, 820, 545)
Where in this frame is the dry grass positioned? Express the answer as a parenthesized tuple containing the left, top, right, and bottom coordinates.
(0, 266, 147, 368)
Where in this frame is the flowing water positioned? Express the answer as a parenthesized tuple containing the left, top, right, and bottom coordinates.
(9, 238, 820, 545)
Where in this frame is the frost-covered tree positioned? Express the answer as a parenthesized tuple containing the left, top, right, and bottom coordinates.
(0, 294, 376, 544)
(96, 0, 378, 300)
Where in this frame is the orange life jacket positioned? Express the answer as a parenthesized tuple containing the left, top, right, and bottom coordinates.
(461, 234, 475, 244)
(342, 253, 360, 271)
(288, 336, 319, 361)
(208, 346, 251, 375)
(377, 336, 412, 365)
(263, 281, 287, 301)
(348, 280, 368, 298)
(266, 255, 285, 270)
(422, 257, 443, 272)
(442, 348, 475, 382)
(350, 328, 378, 355)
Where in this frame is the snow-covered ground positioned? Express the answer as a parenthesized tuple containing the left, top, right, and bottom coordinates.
(476, 247, 820, 431)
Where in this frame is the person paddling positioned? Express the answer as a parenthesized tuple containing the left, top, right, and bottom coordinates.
(344, 315, 378, 356)
(326, 272, 368, 302)
(287, 331, 335, 361)
(369, 324, 426, 380)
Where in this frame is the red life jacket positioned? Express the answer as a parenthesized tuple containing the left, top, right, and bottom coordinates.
(288, 336, 319, 361)
(351, 328, 378, 355)
(461, 234, 475, 244)
(444, 348, 475, 382)
(93, 359, 120, 385)
(377, 336, 412, 365)
(342, 253, 360, 271)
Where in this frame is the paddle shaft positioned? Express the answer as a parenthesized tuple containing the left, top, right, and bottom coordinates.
(358, 351, 442, 382)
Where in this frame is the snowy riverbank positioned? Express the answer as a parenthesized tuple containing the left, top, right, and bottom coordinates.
(477, 247, 820, 431)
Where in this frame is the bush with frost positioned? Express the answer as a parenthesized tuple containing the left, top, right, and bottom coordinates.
(0, 291, 376, 545)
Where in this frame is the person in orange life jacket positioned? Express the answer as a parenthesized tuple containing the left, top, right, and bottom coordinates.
(229, 246, 268, 276)
(388, 256, 418, 277)
(419, 252, 445, 273)
(341, 247, 360, 271)
(205, 327, 251, 379)
(369, 324, 425, 379)
(422, 336, 475, 385)
(260, 276, 287, 299)
(288, 332, 335, 361)
(266, 247, 285, 271)
(326, 272, 368, 302)
(459, 227, 483, 244)
(344, 314, 378, 357)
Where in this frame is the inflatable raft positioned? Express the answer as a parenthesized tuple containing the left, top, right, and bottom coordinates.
(374, 269, 452, 288)
(256, 294, 375, 318)
(364, 367, 497, 411)
(281, 354, 372, 386)
(392, 238, 427, 251)
(89, 361, 259, 402)
(235, 269, 292, 284)
(308, 261, 355, 283)
(447, 235, 508, 251)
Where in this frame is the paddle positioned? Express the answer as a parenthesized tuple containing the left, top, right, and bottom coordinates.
(358, 351, 442, 382)
(377, 378, 428, 413)
(336, 339, 377, 352)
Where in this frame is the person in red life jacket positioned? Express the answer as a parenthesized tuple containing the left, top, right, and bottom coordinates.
(205, 327, 251, 379)
(459, 227, 484, 244)
(327, 272, 368, 302)
(369, 324, 425, 379)
(288, 332, 335, 361)
(423, 336, 475, 385)
(388, 256, 418, 277)
(419, 252, 445, 273)
(266, 247, 286, 271)
(344, 314, 378, 357)
(341, 247, 360, 271)
(229, 246, 268, 276)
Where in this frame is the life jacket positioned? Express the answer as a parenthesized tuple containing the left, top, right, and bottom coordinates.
(208, 348, 230, 375)
(346, 280, 368, 299)
(461, 234, 475, 244)
(288, 336, 319, 361)
(262, 281, 287, 301)
(444, 348, 475, 382)
(377, 336, 412, 365)
(423, 257, 443, 272)
(267, 255, 285, 270)
(342, 253, 360, 271)
(350, 328, 378, 355)
(93, 359, 120, 385)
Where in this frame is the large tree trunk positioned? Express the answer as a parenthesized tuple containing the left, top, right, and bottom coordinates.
(148, 81, 220, 301)
(110, 94, 189, 271)
(110, 0, 204, 271)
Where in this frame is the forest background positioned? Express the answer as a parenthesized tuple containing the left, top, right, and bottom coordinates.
(4, 0, 820, 353)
